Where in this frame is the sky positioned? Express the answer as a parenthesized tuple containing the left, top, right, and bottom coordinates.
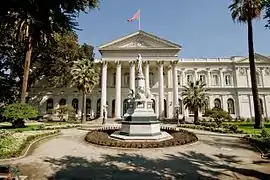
(76, 0, 270, 58)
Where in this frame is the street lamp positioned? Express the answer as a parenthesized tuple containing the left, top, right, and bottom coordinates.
(102, 105, 108, 125)
(174, 105, 180, 125)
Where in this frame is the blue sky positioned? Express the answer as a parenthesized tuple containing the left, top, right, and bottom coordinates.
(76, 0, 270, 58)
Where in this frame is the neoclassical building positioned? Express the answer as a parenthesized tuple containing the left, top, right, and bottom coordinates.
(30, 30, 270, 120)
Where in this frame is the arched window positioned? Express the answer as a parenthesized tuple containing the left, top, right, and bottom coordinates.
(86, 99, 91, 115)
(214, 98, 221, 109)
(46, 98, 54, 113)
(259, 98, 264, 115)
(124, 72, 130, 86)
(59, 99, 66, 106)
(227, 98, 235, 114)
(72, 98, 79, 114)
(178, 99, 182, 114)
(152, 99, 155, 112)
(149, 72, 154, 86)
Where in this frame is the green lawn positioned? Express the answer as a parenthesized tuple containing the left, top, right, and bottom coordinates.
(0, 121, 68, 132)
(224, 122, 270, 135)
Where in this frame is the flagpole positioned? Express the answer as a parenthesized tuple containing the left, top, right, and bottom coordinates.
(138, 9, 141, 30)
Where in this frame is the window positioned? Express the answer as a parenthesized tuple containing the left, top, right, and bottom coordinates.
(59, 99, 66, 106)
(86, 99, 91, 115)
(259, 99, 264, 115)
(178, 99, 182, 114)
(187, 74, 193, 83)
(124, 72, 129, 86)
(113, 72, 116, 86)
(199, 74, 206, 84)
(214, 98, 221, 109)
(72, 98, 79, 114)
(177, 71, 181, 85)
(225, 75, 232, 86)
(212, 74, 219, 86)
(256, 72, 261, 86)
(46, 98, 54, 113)
(149, 72, 154, 86)
(227, 99, 235, 114)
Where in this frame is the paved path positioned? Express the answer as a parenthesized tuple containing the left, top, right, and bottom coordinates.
(4, 128, 270, 180)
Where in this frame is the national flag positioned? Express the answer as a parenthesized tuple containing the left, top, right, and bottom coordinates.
(127, 9, 140, 22)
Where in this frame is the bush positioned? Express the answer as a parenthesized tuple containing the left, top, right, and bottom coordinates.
(261, 129, 270, 138)
(208, 108, 232, 127)
(2, 103, 38, 128)
(85, 128, 198, 148)
(51, 105, 76, 122)
(0, 129, 12, 139)
(264, 117, 270, 123)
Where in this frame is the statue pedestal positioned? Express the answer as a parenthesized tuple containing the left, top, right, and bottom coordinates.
(110, 98, 173, 141)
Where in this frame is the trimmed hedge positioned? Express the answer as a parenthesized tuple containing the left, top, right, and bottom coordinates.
(177, 124, 245, 134)
(0, 130, 60, 159)
(85, 127, 198, 148)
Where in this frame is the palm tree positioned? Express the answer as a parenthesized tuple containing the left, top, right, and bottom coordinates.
(71, 59, 99, 123)
(229, 0, 264, 128)
(181, 80, 209, 125)
(0, 0, 99, 103)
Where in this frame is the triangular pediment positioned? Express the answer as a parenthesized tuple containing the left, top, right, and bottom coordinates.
(235, 53, 270, 63)
(98, 30, 181, 51)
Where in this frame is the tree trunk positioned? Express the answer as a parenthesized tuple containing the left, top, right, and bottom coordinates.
(21, 25, 32, 103)
(247, 19, 263, 129)
(81, 91, 87, 124)
(194, 108, 199, 125)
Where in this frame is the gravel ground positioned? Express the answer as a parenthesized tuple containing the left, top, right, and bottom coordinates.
(2, 127, 270, 180)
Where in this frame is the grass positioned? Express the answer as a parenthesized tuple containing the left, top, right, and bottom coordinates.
(224, 122, 270, 135)
(0, 121, 69, 132)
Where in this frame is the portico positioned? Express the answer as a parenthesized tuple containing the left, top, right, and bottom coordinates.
(98, 30, 181, 120)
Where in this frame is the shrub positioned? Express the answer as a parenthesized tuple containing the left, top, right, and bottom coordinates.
(264, 117, 270, 123)
(261, 129, 270, 138)
(209, 108, 232, 127)
(2, 103, 38, 128)
(246, 118, 251, 122)
(85, 128, 198, 148)
(0, 129, 12, 139)
(51, 105, 76, 122)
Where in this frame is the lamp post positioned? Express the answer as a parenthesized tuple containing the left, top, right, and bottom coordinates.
(174, 105, 180, 125)
(102, 105, 108, 125)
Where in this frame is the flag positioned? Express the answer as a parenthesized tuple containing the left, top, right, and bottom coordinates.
(127, 9, 140, 22)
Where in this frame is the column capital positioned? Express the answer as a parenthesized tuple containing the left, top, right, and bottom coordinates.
(143, 61, 150, 65)
(129, 60, 136, 65)
(100, 61, 108, 66)
(170, 60, 178, 65)
(115, 61, 122, 66)
(157, 61, 164, 66)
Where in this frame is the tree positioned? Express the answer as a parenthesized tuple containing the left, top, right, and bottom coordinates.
(2, 102, 38, 128)
(71, 59, 99, 123)
(181, 80, 209, 125)
(0, 0, 100, 103)
(229, 0, 264, 128)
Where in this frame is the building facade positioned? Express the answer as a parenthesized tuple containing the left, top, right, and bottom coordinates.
(30, 30, 270, 120)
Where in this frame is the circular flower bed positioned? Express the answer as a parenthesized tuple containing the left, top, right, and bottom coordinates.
(85, 127, 198, 148)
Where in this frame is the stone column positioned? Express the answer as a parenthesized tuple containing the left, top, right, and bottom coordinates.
(115, 61, 122, 119)
(100, 61, 107, 118)
(182, 69, 186, 86)
(158, 61, 164, 119)
(207, 68, 211, 87)
(167, 64, 173, 118)
(194, 68, 198, 82)
(144, 61, 150, 91)
(219, 68, 224, 87)
(172, 61, 179, 116)
(129, 61, 135, 91)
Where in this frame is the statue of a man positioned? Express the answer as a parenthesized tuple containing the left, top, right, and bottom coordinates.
(137, 54, 143, 74)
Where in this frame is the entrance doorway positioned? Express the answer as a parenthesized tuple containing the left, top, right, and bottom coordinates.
(111, 99, 115, 117)
(164, 99, 167, 118)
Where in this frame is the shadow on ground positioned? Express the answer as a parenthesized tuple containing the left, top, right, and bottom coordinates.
(43, 151, 270, 180)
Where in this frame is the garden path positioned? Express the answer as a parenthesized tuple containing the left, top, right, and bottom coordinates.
(4, 127, 270, 180)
